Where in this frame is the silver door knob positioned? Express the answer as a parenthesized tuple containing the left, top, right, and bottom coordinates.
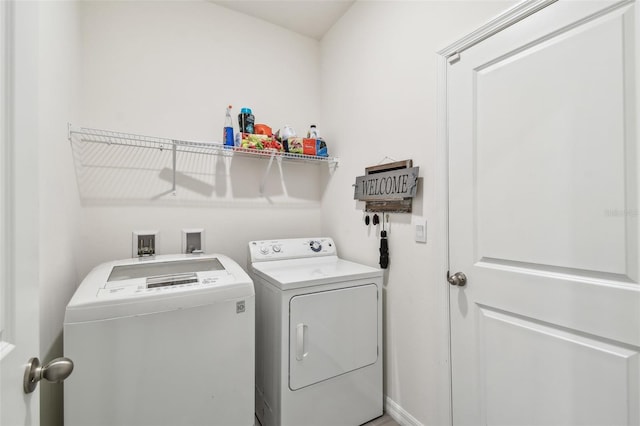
(23, 357, 74, 394)
(448, 272, 467, 287)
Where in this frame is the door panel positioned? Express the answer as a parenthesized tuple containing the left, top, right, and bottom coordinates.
(448, 1, 640, 424)
(480, 307, 638, 426)
(475, 7, 628, 275)
(289, 284, 378, 391)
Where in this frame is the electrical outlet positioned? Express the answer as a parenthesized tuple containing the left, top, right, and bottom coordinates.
(133, 231, 159, 258)
(182, 228, 205, 254)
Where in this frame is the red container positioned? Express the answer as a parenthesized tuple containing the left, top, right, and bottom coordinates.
(302, 138, 317, 155)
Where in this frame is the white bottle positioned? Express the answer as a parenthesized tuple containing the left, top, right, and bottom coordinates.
(307, 124, 320, 139)
(280, 125, 295, 141)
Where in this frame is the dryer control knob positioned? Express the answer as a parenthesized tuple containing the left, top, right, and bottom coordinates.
(259, 246, 270, 255)
(272, 245, 281, 253)
(309, 240, 322, 252)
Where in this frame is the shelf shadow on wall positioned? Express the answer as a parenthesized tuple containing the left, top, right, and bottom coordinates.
(156, 167, 215, 197)
(71, 139, 327, 206)
(229, 155, 324, 202)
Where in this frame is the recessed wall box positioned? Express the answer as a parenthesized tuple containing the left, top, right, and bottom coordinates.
(182, 229, 205, 254)
(132, 231, 159, 258)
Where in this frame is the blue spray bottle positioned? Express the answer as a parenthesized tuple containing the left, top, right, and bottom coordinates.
(223, 105, 234, 147)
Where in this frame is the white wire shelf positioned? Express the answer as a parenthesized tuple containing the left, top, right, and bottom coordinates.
(68, 124, 338, 197)
(68, 125, 339, 166)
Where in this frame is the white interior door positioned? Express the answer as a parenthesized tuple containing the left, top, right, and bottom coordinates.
(448, 1, 640, 424)
(1, 1, 41, 424)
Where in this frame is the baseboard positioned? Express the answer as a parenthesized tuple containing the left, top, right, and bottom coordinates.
(384, 396, 423, 426)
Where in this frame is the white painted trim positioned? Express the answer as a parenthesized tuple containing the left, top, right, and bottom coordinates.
(385, 396, 423, 426)
(437, 0, 557, 59)
(0, 0, 6, 342)
(0, 0, 14, 345)
(434, 50, 453, 426)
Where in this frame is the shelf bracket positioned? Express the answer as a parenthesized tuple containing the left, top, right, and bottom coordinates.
(328, 157, 339, 174)
(171, 141, 177, 196)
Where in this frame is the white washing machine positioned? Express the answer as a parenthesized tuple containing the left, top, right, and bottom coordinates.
(248, 238, 383, 426)
(64, 254, 255, 426)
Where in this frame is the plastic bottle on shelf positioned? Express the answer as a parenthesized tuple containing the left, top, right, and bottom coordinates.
(307, 124, 320, 139)
(278, 125, 296, 152)
(280, 125, 295, 141)
(238, 107, 255, 134)
(223, 105, 234, 147)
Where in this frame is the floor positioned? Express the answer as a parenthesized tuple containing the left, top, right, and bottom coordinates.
(363, 413, 401, 426)
(254, 413, 400, 426)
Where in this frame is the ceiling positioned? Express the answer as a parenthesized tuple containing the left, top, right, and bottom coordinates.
(210, 0, 356, 40)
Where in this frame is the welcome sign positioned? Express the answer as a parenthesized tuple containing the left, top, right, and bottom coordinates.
(354, 167, 419, 201)
(353, 158, 420, 216)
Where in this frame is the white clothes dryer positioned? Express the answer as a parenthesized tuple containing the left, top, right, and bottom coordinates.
(248, 238, 383, 426)
(64, 254, 255, 426)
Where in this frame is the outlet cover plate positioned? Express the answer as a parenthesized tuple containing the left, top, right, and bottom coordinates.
(414, 220, 427, 244)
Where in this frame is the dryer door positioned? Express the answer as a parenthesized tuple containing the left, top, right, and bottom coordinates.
(289, 283, 378, 391)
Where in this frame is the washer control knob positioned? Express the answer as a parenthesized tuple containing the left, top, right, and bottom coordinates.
(259, 246, 270, 255)
(272, 245, 281, 253)
(309, 240, 322, 252)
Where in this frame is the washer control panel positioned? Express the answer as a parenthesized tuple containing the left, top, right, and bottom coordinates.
(249, 237, 336, 262)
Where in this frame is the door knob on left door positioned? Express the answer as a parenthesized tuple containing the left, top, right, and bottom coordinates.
(23, 357, 74, 394)
(448, 272, 467, 287)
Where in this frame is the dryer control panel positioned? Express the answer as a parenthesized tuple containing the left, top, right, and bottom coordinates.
(249, 238, 336, 262)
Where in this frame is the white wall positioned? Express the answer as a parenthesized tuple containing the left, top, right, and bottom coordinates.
(76, 1, 326, 275)
(32, 2, 521, 425)
(31, 3, 326, 425)
(37, 2, 81, 425)
(320, 2, 514, 425)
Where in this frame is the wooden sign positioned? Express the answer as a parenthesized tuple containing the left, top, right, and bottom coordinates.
(354, 167, 419, 200)
(353, 160, 419, 213)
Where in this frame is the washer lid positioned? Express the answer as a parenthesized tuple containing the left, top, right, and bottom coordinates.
(107, 257, 225, 282)
(250, 256, 382, 290)
(65, 254, 254, 323)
